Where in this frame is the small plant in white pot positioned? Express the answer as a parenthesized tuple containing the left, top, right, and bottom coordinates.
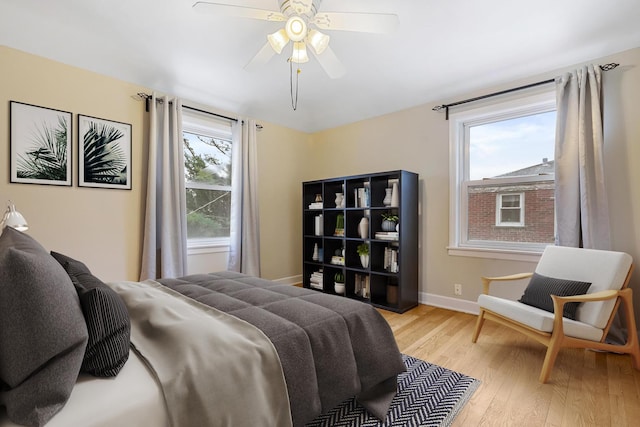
(357, 243, 369, 268)
(334, 271, 345, 295)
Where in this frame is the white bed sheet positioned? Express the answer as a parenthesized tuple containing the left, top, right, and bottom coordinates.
(0, 349, 168, 427)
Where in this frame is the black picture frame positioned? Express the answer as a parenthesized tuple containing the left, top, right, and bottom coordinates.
(78, 114, 132, 190)
(10, 101, 73, 186)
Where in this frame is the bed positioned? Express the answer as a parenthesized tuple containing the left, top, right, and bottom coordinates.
(0, 226, 405, 427)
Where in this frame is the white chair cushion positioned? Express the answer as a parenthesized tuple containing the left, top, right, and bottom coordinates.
(478, 294, 604, 342)
(534, 246, 632, 329)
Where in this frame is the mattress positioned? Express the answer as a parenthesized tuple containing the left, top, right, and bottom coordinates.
(0, 350, 168, 427)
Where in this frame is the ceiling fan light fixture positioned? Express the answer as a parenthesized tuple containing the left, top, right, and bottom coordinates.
(290, 41, 309, 63)
(268, 28, 290, 54)
(307, 29, 330, 55)
(285, 16, 307, 42)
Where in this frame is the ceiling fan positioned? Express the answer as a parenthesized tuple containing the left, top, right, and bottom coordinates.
(192, 0, 399, 79)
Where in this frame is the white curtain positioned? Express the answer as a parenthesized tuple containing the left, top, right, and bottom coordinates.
(140, 94, 188, 280)
(554, 64, 611, 250)
(228, 118, 261, 276)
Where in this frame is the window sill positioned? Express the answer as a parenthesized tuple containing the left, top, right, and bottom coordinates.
(187, 239, 230, 255)
(447, 246, 543, 262)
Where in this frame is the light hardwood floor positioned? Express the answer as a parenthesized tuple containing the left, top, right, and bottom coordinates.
(379, 304, 640, 427)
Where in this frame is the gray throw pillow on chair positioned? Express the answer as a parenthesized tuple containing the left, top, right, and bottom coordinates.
(519, 272, 591, 320)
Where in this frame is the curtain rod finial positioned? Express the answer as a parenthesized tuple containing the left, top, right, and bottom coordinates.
(599, 63, 619, 71)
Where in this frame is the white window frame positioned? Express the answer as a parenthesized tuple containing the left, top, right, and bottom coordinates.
(496, 192, 524, 226)
(182, 109, 233, 251)
(448, 89, 556, 261)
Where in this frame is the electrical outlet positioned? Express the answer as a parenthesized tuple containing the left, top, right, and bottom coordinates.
(454, 283, 462, 296)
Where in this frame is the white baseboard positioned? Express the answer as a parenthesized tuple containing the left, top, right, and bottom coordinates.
(271, 277, 479, 314)
(272, 274, 303, 286)
(419, 292, 480, 315)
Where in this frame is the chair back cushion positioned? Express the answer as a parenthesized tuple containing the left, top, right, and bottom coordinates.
(535, 245, 632, 329)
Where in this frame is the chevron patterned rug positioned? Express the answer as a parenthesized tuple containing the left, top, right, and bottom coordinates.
(306, 354, 480, 427)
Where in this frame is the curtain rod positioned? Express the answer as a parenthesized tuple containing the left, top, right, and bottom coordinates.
(183, 104, 237, 123)
(136, 92, 237, 122)
(135, 92, 263, 130)
(432, 63, 620, 120)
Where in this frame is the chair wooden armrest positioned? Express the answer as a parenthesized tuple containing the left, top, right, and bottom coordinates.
(551, 289, 619, 305)
(481, 272, 533, 294)
(551, 287, 640, 354)
(550, 289, 621, 334)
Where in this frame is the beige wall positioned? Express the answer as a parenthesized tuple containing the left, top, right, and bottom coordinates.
(311, 47, 640, 325)
(257, 122, 312, 280)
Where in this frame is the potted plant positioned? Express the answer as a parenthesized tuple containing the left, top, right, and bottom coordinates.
(334, 213, 345, 236)
(357, 243, 369, 268)
(381, 213, 399, 232)
(334, 271, 345, 295)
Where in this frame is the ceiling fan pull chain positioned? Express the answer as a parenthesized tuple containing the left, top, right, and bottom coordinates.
(289, 58, 300, 111)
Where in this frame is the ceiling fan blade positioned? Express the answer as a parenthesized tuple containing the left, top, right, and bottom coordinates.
(310, 46, 346, 79)
(311, 12, 399, 33)
(244, 41, 277, 72)
(193, 2, 285, 22)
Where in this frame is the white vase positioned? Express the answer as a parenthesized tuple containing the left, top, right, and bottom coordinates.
(383, 188, 392, 206)
(358, 217, 369, 239)
(335, 192, 344, 208)
(312, 243, 319, 261)
(360, 254, 369, 268)
(390, 182, 399, 207)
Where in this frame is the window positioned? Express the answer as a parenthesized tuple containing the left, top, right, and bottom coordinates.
(182, 109, 233, 248)
(496, 193, 524, 226)
(449, 90, 556, 259)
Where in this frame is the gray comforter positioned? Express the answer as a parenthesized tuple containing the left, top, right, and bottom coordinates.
(109, 280, 292, 427)
(156, 271, 405, 427)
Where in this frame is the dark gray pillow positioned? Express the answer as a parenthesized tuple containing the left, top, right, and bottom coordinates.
(0, 227, 88, 426)
(51, 251, 131, 377)
(519, 272, 592, 320)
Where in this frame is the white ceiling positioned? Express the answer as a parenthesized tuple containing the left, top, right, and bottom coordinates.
(2, 0, 640, 133)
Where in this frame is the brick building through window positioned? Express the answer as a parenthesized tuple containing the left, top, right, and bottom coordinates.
(467, 159, 555, 243)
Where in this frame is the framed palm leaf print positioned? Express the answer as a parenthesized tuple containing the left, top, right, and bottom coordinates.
(10, 101, 72, 186)
(78, 115, 132, 190)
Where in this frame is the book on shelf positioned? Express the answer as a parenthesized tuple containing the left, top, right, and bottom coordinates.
(354, 274, 370, 299)
(353, 186, 370, 208)
(383, 247, 399, 273)
(308, 202, 323, 209)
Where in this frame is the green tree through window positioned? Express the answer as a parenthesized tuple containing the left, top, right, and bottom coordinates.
(183, 118, 232, 242)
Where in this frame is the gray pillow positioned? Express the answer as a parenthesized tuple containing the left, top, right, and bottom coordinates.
(51, 251, 131, 377)
(519, 272, 592, 320)
(0, 227, 88, 426)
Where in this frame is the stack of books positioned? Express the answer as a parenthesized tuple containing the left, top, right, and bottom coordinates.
(375, 231, 399, 240)
(308, 202, 323, 209)
(310, 270, 323, 290)
(330, 255, 345, 266)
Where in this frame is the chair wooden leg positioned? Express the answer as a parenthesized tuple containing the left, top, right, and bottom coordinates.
(619, 289, 640, 370)
(539, 336, 562, 383)
(472, 309, 486, 343)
